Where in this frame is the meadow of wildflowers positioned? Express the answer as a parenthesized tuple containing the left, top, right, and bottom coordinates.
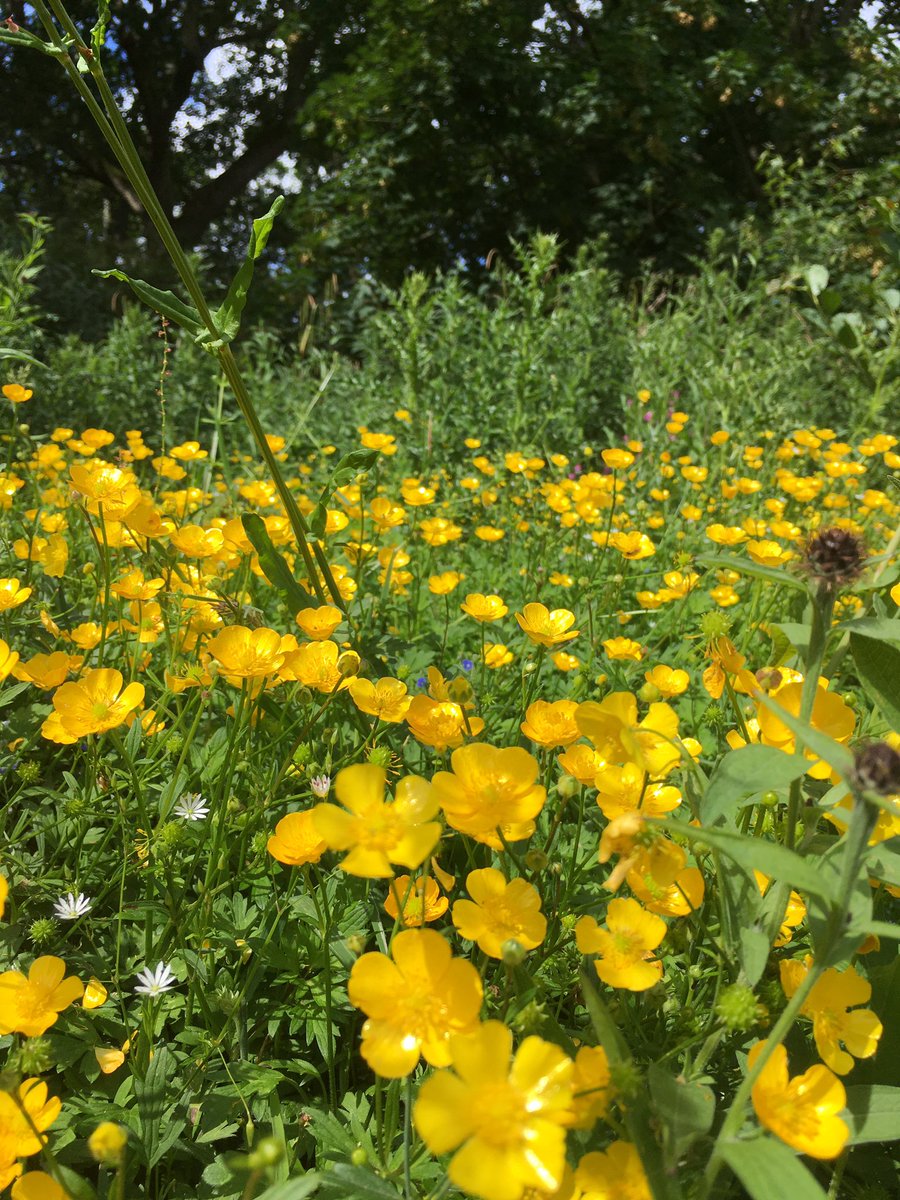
(0, 382, 898, 1200)
(1, 5, 899, 1199)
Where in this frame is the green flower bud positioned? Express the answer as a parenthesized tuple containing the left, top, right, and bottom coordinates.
(715, 983, 764, 1032)
(29, 918, 57, 947)
(501, 939, 527, 966)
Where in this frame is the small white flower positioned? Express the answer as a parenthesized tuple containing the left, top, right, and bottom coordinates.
(174, 792, 210, 821)
(135, 962, 177, 997)
(53, 892, 92, 920)
(310, 774, 331, 799)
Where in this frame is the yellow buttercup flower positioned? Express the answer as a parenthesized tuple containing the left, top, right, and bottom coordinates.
(521, 699, 580, 748)
(558, 743, 606, 786)
(384, 875, 449, 927)
(0, 1079, 61, 1191)
(570, 1044, 613, 1129)
(279, 640, 353, 694)
(780, 959, 882, 1074)
(601, 448, 635, 470)
(575, 1142, 651, 1200)
(82, 977, 108, 1009)
(0, 874, 6, 920)
(0, 578, 31, 613)
(433, 743, 546, 848)
(593, 762, 682, 821)
(575, 693, 680, 776)
(428, 571, 463, 595)
(515, 602, 578, 647)
(406, 695, 484, 751)
(45, 668, 144, 740)
(349, 677, 411, 723)
(12, 1172, 68, 1200)
(484, 642, 514, 669)
(267, 811, 328, 867)
(575, 898, 666, 991)
(756, 679, 854, 778)
(295, 605, 343, 640)
(0, 956, 84, 1036)
(311, 763, 440, 877)
(207, 625, 287, 681)
(643, 665, 689, 698)
(461, 593, 509, 622)
(602, 636, 644, 662)
(452, 868, 546, 959)
(169, 524, 225, 558)
(748, 1041, 848, 1159)
(0, 640, 20, 685)
(348, 929, 482, 1077)
(2, 383, 32, 404)
(414, 1021, 574, 1200)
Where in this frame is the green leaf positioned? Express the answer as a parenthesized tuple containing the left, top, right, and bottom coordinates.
(862, 921, 900, 941)
(866, 839, 900, 888)
(648, 1064, 715, 1165)
(206, 196, 284, 347)
(697, 555, 809, 594)
(134, 1046, 174, 1168)
(850, 633, 900, 731)
(53, 1165, 99, 1200)
(318, 1165, 400, 1199)
(719, 1137, 828, 1200)
(241, 512, 308, 617)
(770, 622, 811, 659)
(840, 617, 900, 641)
(805, 264, 829, 298)
(90, 0, 111, 56)
(666, 822, 835, 900)
(0, 681, 32, 709)
(580, 966, 631, 1063)
(93, 269, 204, 336)
(255, 1176, 321, 1200)
(845, 1085, 900, 1143)
(0, 346, 45, 368)
(701, 745, 809, 826)
(308, 449, 379, 541)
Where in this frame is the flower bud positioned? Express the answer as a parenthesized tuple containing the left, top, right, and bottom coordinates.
(501, 939, 527, 966)
(88, 1121, 128, 1165)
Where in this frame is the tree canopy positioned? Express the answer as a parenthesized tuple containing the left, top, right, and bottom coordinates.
(1, 0, 897, 334)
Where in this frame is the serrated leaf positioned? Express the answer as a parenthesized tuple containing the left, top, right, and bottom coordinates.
(701, 745, 809, 826)
(850, 633, 900, 731)
(205, 196, 284, 347)
(241, 512, 307, 616)
(719, 1137, 828, 1200)
(805, 264, 829, 298)
(697, 554, 809, 594)
(93, 269, 203, 336)
(666, 822, 834, 900)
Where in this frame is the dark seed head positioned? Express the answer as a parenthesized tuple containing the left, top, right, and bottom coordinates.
(851, 742, 900, 798)
(803, 527, 867, 589)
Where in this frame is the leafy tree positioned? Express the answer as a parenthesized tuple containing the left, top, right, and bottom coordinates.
(0, 0, 896, 335)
